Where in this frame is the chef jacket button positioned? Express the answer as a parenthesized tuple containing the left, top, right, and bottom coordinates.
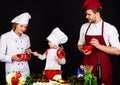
(17, 48, 19, 49)
(25, 74, 28, 77)
(18, 63, 20, 65)
(21, 63, 23, 65)
(21, 48, 23, 50)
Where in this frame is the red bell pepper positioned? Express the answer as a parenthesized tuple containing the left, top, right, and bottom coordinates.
(11, 76, 19, 85)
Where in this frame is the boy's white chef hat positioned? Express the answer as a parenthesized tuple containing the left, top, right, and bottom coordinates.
(47, 27, 68, 46)
(11, 12, 31, 24)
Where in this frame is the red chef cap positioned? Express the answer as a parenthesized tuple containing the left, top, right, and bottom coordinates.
(82, 0, 102, 10)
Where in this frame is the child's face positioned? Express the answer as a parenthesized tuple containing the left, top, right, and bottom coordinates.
(48, 41, 57, 48)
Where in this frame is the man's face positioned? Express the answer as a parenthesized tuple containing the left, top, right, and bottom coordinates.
(85, 9, 97, 23)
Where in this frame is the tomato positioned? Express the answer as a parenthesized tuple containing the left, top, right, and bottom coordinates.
(16, 72, 22, 79)
(11, 76, 19, 85)
(82, 45, 93, 51)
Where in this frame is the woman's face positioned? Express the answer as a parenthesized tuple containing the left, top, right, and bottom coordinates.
(14, 24, 28, 36)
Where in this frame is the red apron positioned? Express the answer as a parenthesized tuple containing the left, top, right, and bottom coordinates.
(83, 21, 112, 85)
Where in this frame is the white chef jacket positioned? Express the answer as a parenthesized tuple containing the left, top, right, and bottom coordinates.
(78, 20, 120, 49)
(38, 48, 66, 70)
(0, 30, 30, 77)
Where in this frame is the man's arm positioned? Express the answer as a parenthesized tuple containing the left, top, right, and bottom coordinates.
(90, 38, 120, 55)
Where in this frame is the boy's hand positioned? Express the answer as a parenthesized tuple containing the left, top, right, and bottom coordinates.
(31, 51, 40, 57)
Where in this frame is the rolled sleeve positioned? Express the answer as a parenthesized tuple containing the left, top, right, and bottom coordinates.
(77, 23, 88, 45)
(108, 25, 120, 49)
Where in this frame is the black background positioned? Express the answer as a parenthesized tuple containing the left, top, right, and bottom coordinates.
(0, 0, 119, 85)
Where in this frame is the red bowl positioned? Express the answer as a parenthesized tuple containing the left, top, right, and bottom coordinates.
(43, 70, 62, 80)
(82, 45, 93, 51)
(17, 54, 30, 60)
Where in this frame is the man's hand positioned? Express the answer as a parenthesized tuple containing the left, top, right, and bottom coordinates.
(83, 50, 92, 55)
(90, 38, 100, 48)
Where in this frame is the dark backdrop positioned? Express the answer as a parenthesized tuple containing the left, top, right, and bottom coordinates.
(0, 0, 119, 85)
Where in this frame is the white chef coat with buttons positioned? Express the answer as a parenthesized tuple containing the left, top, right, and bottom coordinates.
(45, 48, 61, 70)
(41, 48, 62, 70)
(0, 30, 30, 77)
(78, 20, 120, 49)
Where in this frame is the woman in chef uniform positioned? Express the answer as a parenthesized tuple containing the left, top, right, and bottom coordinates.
(0, 12, 32, 77)
(77, 0, 120, 85)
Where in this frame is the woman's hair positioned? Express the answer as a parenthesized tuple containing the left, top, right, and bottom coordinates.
(11, 23, 29, 31)
(11, 23, 18, 31)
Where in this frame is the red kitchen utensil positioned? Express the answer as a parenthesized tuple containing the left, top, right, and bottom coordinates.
(43, 70, 62, 80)
(17, 54, 30, 60)
(82, 45, 93, 51)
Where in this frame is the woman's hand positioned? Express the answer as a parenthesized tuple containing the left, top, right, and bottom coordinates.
(12, 55, 23, 61)
(26, 48, 32, 55)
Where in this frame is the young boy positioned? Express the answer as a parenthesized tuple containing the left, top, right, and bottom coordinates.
(32, 27, 68, 80)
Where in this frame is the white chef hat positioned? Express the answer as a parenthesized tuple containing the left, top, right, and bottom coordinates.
(11, 12, 31, 24)
(47, 27, 68, 46)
